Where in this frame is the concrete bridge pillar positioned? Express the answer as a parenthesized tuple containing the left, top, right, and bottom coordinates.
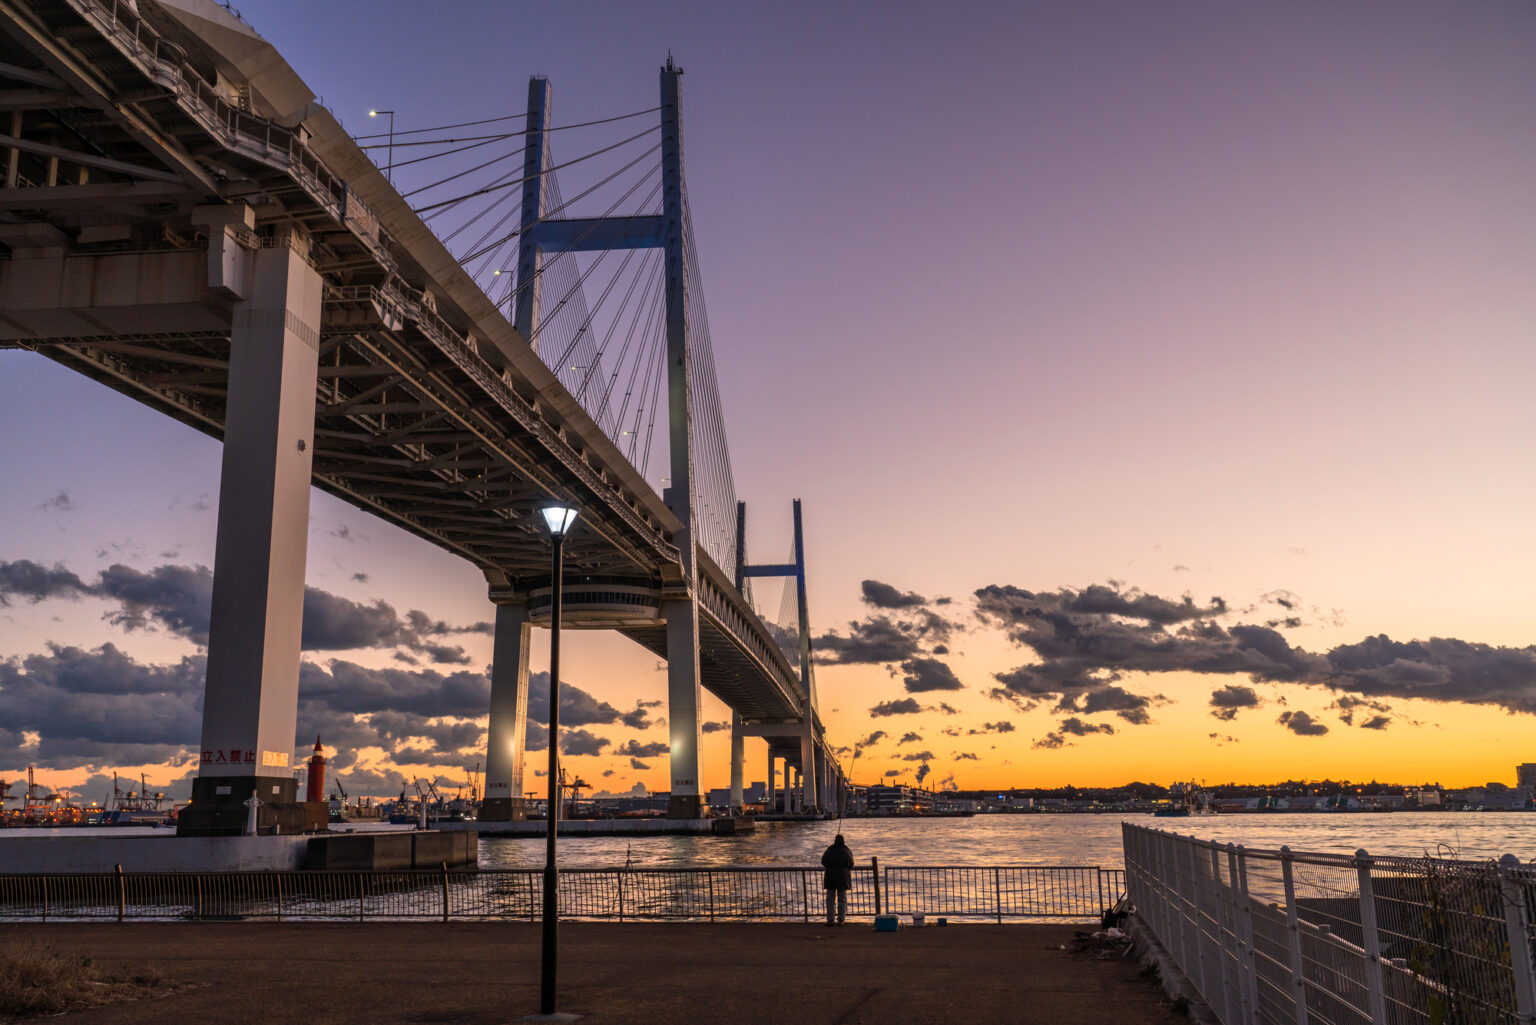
(480, 599, 532, 821)
(800, 729, 817, 813)
(729, 712, 744, 812)
(664, 598, 705, 819)
(179, 230, 323, 837)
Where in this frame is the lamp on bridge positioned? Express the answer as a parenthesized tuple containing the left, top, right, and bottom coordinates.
(367, 109, 395, 182)
(534, 502, 578, 1021)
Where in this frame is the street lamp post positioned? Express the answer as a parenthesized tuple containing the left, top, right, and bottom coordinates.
(536, 504, 578, 1020)
(367, 109, 395, 182)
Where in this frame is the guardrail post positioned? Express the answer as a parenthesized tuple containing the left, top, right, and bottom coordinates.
(276, 873, 283, 921)
(1181, 837, 1206, 999)
(1354, 849, 1388, 1024)
(1211, 840, 1237, 1024)
(802, 870, 809, 923)
(41, 876, 47, 922)
(1280, 847, 1308, 1025)
(872, 857, 882, 916)
(708, 871, 715, 923)
(994, 867, 1003, 924)
(617, 871, 625, 923)
(115, 864, 125, 923)
(357, 872, 364, 922)
(442, 862, 450, 924)
(1232, 845, 1259, 1025)
(1498, 855, 1536, 1025)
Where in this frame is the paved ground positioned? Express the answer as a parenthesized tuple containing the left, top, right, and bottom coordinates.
(0, 921, 1183, 1024)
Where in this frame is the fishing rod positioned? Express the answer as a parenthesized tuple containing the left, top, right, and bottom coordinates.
(835, 747, 861, 834)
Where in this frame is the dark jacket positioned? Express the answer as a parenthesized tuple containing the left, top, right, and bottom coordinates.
(821, 839, 854, 890)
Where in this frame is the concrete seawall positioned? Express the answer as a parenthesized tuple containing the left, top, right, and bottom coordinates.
(0, 834, 311, 873)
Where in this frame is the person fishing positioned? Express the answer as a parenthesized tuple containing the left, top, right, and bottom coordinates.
(821, 833, 854, 926)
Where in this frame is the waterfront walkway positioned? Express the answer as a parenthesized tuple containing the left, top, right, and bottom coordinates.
(0, 921, 1183, 1024)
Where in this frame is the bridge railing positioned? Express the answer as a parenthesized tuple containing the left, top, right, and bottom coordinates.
(1122, 822, 1536, 1025)
(0, 862, 1123, 924)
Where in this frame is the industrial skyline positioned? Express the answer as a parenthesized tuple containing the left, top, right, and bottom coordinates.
(3, 0, 1535, 801)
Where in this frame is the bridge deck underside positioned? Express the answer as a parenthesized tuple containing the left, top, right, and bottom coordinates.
(0, 0, 816, 743)
(620, 616, 801, 722)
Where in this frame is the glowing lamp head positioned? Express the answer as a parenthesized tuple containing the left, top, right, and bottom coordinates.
(541, 505, 579, 538)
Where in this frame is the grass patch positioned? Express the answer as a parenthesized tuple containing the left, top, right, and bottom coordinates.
(0, 944, 180, 1019)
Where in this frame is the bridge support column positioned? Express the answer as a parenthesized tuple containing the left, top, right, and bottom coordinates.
(800, 729, 817, 814)
(179, 234, 323, 837)
(480, 599, 532, 821)
(729, 712, 744, 812)
(664, 598, 705, 819)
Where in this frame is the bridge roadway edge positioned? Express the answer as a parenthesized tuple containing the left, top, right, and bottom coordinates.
(0, 920, 1188, 1025)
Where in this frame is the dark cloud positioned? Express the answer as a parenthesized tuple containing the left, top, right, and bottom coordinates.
(0, 560, 91, 605)
(815, 616, 923, 665)
(351, 573, 370, 584)
(870, 698, 923, 717)
(0, 643, 202, 771)
(914, 763, 931, 784)
(968, 721, 1014, 735)
(859, 730, 888, 747)
(37, 489, 76, 514)
(931, 644, 949, 656)
(1209, 684, 1261, 721)
(1277, 710, 1329, 736)
(899, 750, 934, 762)
(560, 729, 610, 756)
(700, 720, 729, 734)
(0, 559, 486, 662)
(883, 770, 901, 778)
(1359, 715, 1391, 730)
(1328, 693, 1391, 726)
(526, 672, 622, 727)
(897, 732, 922, 744)
(861, 580, 926, 609)
(613, 740, 668, 758)
(978, 579, 1536, 720)
(899, 657, 963, 693)
(629, 758, 649, 770)
(1075, 685, 1163, 720)
(814, 583, 960, 666)
(1033, 717, 1115, 750)
(955, 752, 979, 761)
(621, 700, 665, 730)
(984, 687, 1038, 713)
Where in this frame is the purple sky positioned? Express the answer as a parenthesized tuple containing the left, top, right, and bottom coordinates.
(3, 1, 1534, 796)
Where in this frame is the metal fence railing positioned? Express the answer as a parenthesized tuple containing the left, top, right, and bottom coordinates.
(1122, 823, 1536, 1025)
(0, 861, 1124, 924)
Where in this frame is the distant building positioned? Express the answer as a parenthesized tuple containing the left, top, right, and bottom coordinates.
(1517, 764, 1536, 800)
(706, 782, 766, 809)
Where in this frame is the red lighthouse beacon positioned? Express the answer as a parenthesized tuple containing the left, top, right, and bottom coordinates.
(306, 735, 326, 805)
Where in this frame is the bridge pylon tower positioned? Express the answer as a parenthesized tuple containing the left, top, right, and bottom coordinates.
(482, 58, 711, 820)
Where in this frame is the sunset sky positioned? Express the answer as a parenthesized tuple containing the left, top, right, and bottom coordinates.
(3, 1, 1535, 804)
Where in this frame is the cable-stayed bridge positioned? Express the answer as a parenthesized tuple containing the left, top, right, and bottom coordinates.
(0, 0, 840, 834)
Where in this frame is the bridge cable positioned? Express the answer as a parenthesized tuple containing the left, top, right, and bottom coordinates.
(413, 124, 659, 215)
(353, 105, 657, 141)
